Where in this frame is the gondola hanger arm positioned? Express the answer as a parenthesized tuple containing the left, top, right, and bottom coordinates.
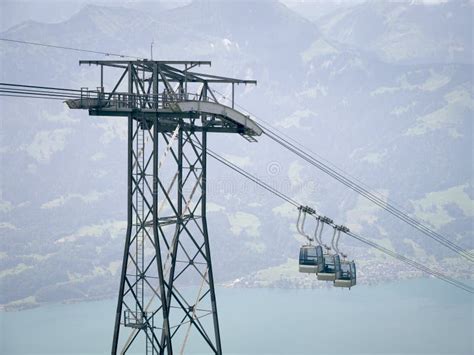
(330, 226, 338, 254)
(313, 217, 321, 245)
(297, 206, 314, 243)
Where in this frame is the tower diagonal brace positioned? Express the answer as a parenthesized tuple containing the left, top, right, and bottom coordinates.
(111, 116, 222, 354)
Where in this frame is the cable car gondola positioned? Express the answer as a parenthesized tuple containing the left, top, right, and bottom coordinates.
(296, 207, 357, 288)
(299, 244, 324, 273)
(316, 218, 341, 281)
(334, 260, 356, 288)
(332, 225, 357, 288)
(297, 206, 324, 273)
(317, 253, 341, 281)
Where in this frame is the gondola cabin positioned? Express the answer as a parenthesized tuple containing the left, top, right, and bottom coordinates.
(317, 254, 341, 281)
(334, 260, 357, 288)
(299, 245, 324, 273)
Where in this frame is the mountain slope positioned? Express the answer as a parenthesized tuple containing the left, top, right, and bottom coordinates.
(317, 0, 473, 65)
(0, 0, 472, 308)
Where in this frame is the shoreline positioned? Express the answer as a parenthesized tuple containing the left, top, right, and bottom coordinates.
(2, 275, 472, 312)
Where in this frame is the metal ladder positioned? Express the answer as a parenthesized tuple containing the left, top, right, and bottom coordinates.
(135, 121, 145, 325)
(145, 316, 155, 355)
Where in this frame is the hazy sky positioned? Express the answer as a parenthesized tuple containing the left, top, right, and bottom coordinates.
(0, 0, 456, 33)
(0, 0, 368, 32)
(0, 0, 190, 32)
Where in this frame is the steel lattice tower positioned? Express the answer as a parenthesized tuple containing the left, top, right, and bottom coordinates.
(66, 60, 262, 354)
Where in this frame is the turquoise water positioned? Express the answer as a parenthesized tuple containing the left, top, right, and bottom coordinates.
(0, 279, 472, 354)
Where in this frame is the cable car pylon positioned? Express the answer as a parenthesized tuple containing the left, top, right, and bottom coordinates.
(66, 59, 262, 355)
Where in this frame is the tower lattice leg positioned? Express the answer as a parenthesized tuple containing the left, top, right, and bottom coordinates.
(112, 115, 222, 354)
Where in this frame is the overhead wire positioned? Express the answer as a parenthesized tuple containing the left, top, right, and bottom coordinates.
(0, 90, 79, 99)
(0, 38, 142, 59)
(0, 83, 83, 101)
(213, 87, 408, 207)
(0, 93, 68, 101)
(211, 88, 474, 262)
(347, 231, 473, 293)
(1, 83, 472, 294)
(0, 41, 468, 262)
(0, 83, 149, 102)
(208, 151, 299, 207)
(0, 41, 472, 292)
(205, 145, 474, 294)
(262, 128, 474, 261)
(0, 82, 84, 92)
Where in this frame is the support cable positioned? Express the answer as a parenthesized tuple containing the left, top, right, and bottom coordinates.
(346, 231, 473, 293)
(205, 148, 473, 294)
(0, 38, 468, 262)
(1, 83, 472, 261)
(0, 38, 141, 59)
(264, 130, 474, 262)
(211, 89, 473, 262)
(0, 80, 471, 292)
(206, 148, 299, 208)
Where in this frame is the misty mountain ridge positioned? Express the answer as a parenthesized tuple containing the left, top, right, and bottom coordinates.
(0, 0, 472, 309)
(319, 0, 473, 65)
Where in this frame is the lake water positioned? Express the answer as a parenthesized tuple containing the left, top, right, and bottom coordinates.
(1, 279, 472, 355)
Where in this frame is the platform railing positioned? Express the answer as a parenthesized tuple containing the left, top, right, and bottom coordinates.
(75, 88, 211, 110)
(124, 309, 149, 328)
